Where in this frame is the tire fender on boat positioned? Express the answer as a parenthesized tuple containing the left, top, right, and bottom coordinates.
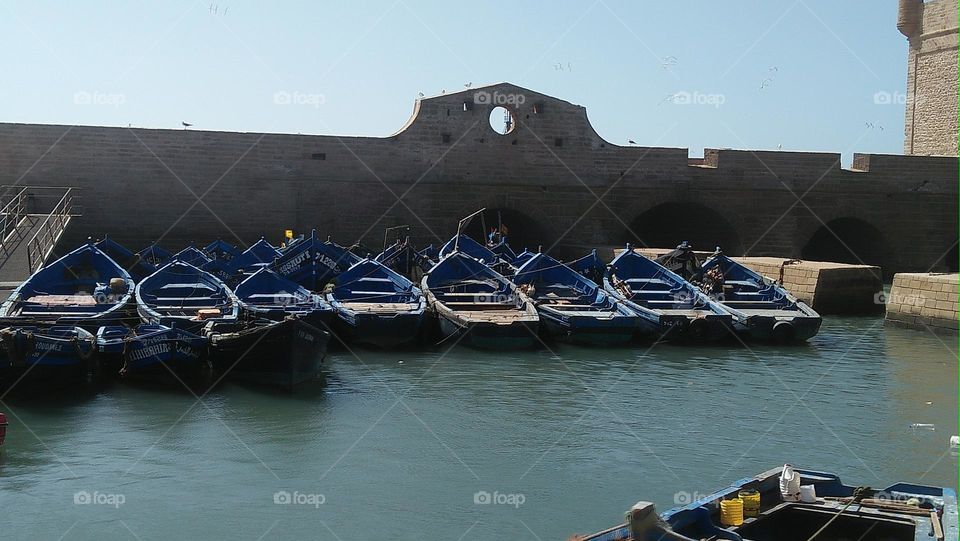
(771, 321, 796, 343)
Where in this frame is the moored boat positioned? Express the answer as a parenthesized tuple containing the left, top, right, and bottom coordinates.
(135, 261, 240, 333)
(272, 230, 360, 290)
(421, 251, 538, 349)
(94, 236, 157, 281)
(230, 237, 281, 278)
(513, 252, 646, 345)
(604, 246, 731, 342)
(207, 317, 330, 390)
(0, 243, 135, 329)
(97, 324, 210, 385)
(234, 267, 334, 329)
(575, 465, 958, 541)
(0, 326, 99, 385)
(203, 239, 241, 263)
(170, 246, 212, 267)
(326, 259, 426, 348)
(136, 243, 173, 267)
(698, 251, 822, 343)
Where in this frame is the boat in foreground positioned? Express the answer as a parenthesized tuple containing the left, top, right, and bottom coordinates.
(327, 259, 426, 348)
(207, 317, 330, 390)
(97, 324, 210, 385)
(575, 465, 957, 541)
(0, 243, 135, 329)
(422, 252, 538, 349)
(513, 252, 645, 345)
(135, 261, 240, 333)
(0, 326, 98, 385)
(604, 246, 731, 342)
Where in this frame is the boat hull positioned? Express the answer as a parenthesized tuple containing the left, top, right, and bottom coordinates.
(436, 313, 538, 349)
(0, 327, 98, 385)
(332, 310, 424, 348)
(733, 313, 822, 343)
(209, 318, 330, 389)
(99, 326, 210, 385)
(538, 311, 638, 346)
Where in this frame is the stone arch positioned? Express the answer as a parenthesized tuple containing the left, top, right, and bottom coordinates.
(800, 217, 888, 266)
(461, 207, 550, 253)
(626, 202, 744, 255)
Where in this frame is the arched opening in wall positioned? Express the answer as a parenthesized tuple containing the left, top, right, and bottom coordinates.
(627, 202, 743, 255)
(488, 106, 515, 135)
(462, 208, 548, 253)
(800, 218, 887, 266)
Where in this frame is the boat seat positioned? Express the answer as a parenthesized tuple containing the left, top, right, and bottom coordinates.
(355, 277, 393, 283)
(445, 302, 515, 309)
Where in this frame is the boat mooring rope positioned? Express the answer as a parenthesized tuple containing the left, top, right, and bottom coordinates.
(805, 486, 871, 541)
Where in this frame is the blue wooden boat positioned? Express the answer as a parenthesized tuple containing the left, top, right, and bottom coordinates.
(699, 252, 822, 343)
(207, 318, 330, 390)
(234, 267, 334, 329)
(513, 252, 647, 345)
(170, 246, 212, 267)
(511, 248, 536, 268)
(439, 234, 500, 266)
(94, 236, 157, 282)
(421, 252, 538, 349)
(0, 243, 135, 329)
(414, 244, 439, 272)
(604, 246, 731, 342)
(97, 324, 210, 384)
(326, 259, 426, 348)
(135, 261, 240, 333)
(489, 238, 518, 263)
(577, 465, 957, 541)
(231, 238, 281, 276)
(375, 238, 421, 278)
(136, 243, 172, 267)
(202, 239, 241, 264)
(0, 326, 99, 384)
(272, 230, 360, 291)
(569, 249, 607, 284)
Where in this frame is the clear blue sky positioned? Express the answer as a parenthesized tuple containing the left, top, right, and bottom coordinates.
(0, 0, 909, 164)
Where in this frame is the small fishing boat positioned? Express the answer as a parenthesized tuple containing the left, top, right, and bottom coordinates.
(698, 251, 822, 342)
(97, 324, 210, 385)
(135, 261, 240, 333)
(421, 252, 538, 349)
(511, 248, 536, 269)
(231, 238, 281, 277)
(207, 318, 330, 390)
(604, 246, 731, 342)
(0, 243, 135, 328)
(415, 244, 439, 272)
(94, 236, 157, 281)
(326, 259, 426, 348)
(375, 237, 421, 278)
(234, 267, 334, 329)
(0, 326, 99, 384)
(568, 249, 606, 284)
(136, 243, 173, 267)
(489, 238, 519, 264)
(575, 465, 957, 541)
(272, 230, 360, 290)
(170, 246, 212, 267)
(513, 252, 646, 345)
(439, 234, 500, 266)
(203, 239, 241, 264)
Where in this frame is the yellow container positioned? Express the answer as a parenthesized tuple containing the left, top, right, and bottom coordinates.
(720, 498, 744, 527)
(739, 489, 761, 518)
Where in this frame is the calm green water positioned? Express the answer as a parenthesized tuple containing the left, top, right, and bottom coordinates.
(0, 317, 956, 540)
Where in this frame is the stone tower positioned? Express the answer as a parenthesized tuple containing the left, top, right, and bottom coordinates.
(897, 0, 958, 156)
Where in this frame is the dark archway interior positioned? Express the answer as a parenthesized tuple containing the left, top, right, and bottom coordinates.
(462, 208, 548, 253)
(801, 218, 887, 266)
(628, 202, 743, 255)
(943, 241, 958, 272)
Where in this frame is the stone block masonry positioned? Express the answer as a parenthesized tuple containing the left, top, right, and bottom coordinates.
(0, 82, 955, 276)
(885, 273, 959, 333)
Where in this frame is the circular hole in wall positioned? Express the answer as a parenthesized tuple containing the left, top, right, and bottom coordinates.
(488, 106, 515, 135)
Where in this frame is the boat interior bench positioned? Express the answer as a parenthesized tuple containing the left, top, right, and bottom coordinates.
(444, 302, 516, 310)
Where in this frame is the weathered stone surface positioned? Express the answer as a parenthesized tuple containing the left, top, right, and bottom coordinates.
(886, 272, 959, 332)
(0, 83, 955, 275)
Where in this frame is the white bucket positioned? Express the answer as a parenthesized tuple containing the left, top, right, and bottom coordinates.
(799, 485, 817, 503)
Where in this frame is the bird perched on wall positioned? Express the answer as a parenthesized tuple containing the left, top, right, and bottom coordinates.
(417, 92, 424, 98)
(464, 82, 472, 88)
(182, 122, 193, 129)
(628, 140, 637, 145)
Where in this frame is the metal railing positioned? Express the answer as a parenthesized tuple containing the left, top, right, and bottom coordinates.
(26, 188, 75, 273)
(0, 187, 29, 256)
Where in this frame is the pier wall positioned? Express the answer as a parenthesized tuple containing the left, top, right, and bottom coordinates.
(0, 83, 955, 275)
(885, 273, 959, 332)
